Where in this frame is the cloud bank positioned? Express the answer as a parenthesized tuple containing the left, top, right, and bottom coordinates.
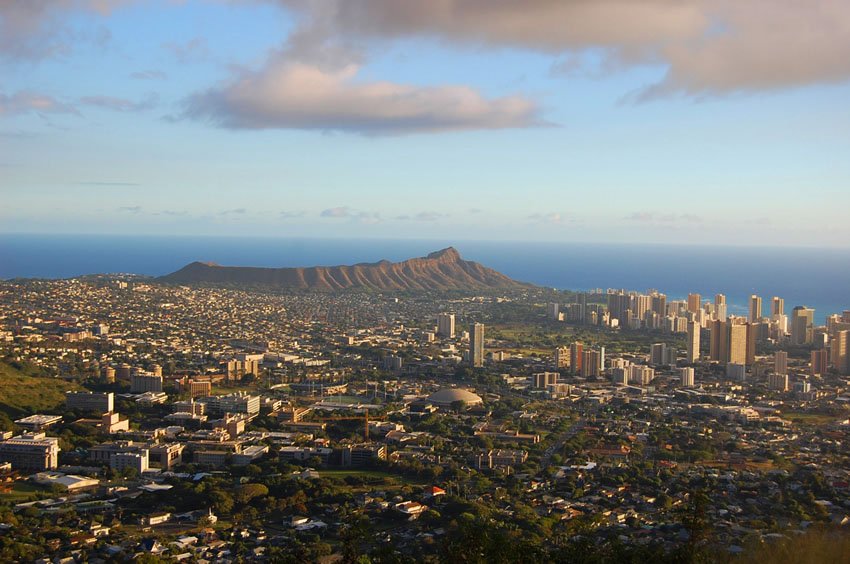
(182, 60, 541, 135)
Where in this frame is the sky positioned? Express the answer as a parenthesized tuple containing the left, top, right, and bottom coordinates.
(2, 0, 850, 246)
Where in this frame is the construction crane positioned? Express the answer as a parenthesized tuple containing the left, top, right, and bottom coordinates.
(312, 409, 381, 440)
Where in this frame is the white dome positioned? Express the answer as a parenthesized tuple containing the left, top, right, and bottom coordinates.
(426, 388, 483, 407)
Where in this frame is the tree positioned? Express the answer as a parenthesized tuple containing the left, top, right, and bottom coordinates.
(233, 483, 269, 505)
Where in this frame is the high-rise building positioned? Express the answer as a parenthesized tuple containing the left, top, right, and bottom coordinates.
(749, 295, 763, 323)
(628, 365, 655, 386)
(687, 293, 702, 314)
(709, 320, 728, 362)
(830, 330, 849, 375)
(437, 313, 456, 338)
(546, 303, 560, 321)
(469, 323, 485, 368)
(576, 293, 588, 324)
(650, 343, 676, 366)
(728, 323, 748, 366)
(554, 347, 570, 369)
(714, 294, 727, 322)
(581, 350, 601, 377)
(746, 323, 758, 366)
(791, 306, 815, 345)
(774, 351, 788, 375)
(651, 292, 667, 317)
(686, 321, 700, 363)
(679, 367, 695, 387)
(811, 349, 828, 375)
(771, 297, 785, 317)
(768, 373, 789, 392)
(570, 342, 584, 374)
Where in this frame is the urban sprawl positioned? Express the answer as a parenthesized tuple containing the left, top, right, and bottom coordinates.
(1, 277, 849, 562)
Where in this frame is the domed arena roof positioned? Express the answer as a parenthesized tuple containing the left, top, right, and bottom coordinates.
(426, 388, 483, 407)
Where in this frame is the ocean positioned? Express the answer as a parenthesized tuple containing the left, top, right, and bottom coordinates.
(2, 233, 848, 324)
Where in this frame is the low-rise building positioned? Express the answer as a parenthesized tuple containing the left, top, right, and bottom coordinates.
(0, 432, 60, 471)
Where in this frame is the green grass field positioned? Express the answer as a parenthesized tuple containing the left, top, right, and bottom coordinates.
(0, 482, 42, 502)
(0, 361, 82, 418)
(782, 412, 842, 426)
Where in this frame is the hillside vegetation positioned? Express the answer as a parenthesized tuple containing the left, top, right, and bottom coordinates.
(0, 361, 80, 419)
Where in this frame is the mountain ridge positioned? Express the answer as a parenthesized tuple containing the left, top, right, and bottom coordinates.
(157, 247, 530, 291)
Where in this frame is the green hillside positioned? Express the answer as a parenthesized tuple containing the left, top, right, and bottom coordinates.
(0, 361, 81, 419)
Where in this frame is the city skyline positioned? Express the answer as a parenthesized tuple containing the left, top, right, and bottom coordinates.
(3, 2, 850, 246)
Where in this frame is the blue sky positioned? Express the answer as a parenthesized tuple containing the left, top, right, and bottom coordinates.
(2, 0, 850, 246)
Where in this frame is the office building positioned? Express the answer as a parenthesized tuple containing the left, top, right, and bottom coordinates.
(179, 378, 213, 398)
(749, 295, 762, 323)
(437, 313, 456, 338)
(111, 449, 149, 474)
(14, 414, 62, 431)
(686, 321, 700, 363)
(0, 433, 60, 471)
(547, 303, 560, 321)
(200, 392, 261, 415)
(469, 323, 485, 367)
(66, 391, 114, 413)
(533, 372, 558, 389)
(791, 306, 815, 345)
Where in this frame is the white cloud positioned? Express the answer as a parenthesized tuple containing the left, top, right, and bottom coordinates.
(182, 59, 541, 135)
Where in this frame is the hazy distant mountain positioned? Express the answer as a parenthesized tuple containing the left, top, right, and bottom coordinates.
(158, 247, 529, 291)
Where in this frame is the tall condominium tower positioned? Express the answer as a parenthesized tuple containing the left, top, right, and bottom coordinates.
(687, 293, 701, 314)
(774, 351, 788, 375)
(437, 313, 455, 338)
(714, 294, 727, 321)
(791, 306, 815, 345)
(686, 320, 700, 363)
(469, 323, 485, 367)
(771, 297, 785, 317)
(831, 330, 850, 375)
(749, 295, 762, 323)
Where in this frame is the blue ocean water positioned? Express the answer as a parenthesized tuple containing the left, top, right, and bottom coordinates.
(2, 234, 848, 324)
